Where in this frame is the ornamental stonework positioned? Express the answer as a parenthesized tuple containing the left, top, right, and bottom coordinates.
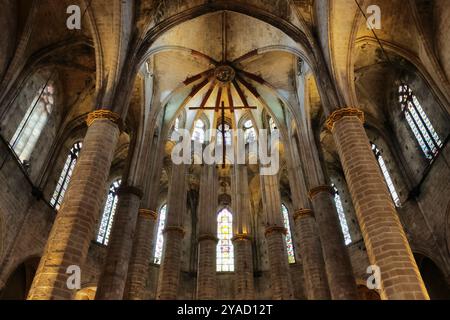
(325, 107, 365, 131)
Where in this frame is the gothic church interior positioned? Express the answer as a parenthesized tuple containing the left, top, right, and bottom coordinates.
(0, 0, 449, 300)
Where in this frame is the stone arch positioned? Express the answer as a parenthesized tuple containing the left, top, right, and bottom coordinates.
(447, 201, 450, 257)
(414, 253, 450, 300)
(0, 256, 40, 300)
(355, 279, 381, 300)
(74, 286, 97, 300)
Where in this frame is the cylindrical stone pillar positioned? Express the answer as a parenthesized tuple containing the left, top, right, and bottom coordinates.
(293, 209, 330, 300)
(156, 226, 185, 300)
(125, 137, 165, 300)
(309, 185, 358, 300)
(27, 110, 121, 300)
(197, 235, 218, 300)
(95, 186, 143, 300)
(125, 209, 158, 300)
(231, 165, 255, 299)
(265, 227, 294, 300)
(260, 173, 294, 300)
(327, 107, 429, 300)
(285, 139, 330, 300)
(156, 164, 187, 300)
(232, 235, 254, 300)
(196, 165, 218, 300)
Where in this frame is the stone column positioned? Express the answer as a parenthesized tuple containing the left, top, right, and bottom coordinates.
(293, 209, 330, 300)
(125, 209, 157, 299)
(27, 110, 120, 300)
(125, 138, 165, 300)
(286, 141, 330, 300)
(292, 122, 357, 300)
(231, 165, 255, 300)
(196, 165, 218, 300)
(309, 186, 358, 300)
(95, 185, 143, 300)
(327, 107, 429, 300)
(260, 174, 294, 300)
(156, 164, 187, 300)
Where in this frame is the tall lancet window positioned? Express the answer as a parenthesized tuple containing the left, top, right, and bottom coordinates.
(192, 119, 205, 143)
(371, 143, 401, 207)
(170, 118, 180, 141)
(399, 84, 443, 160)
(97, 179, 122, 245)
(281, 204, 296, 264)
(11, 84, 55, 162)
(154, 204, 167, 265)
(174, 118, 180, 132)
(50, 142, 83, 210)
(332, 184, 352, 245)
(217, 123, 232, 146)
(217, 208, 234, 272)
(243, 120, 256, 144)
(269, 117, 277, 133)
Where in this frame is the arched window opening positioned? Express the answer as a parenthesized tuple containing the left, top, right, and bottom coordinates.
(217, 123, 232, 146)
(269, 117, 277, 133)
(192, 119, 205, 143)
(50, 142, 83, 210)
(281, 204, 296, 264)
(399, 84, 443, 160)
(217, 208, 234, 272)
(331, 184, 352, 245)
(96, 179, 122, 246)
(154, 204, 167, 265)
(371, 143, 401, 207)
(170, 118, 180, 142)
(243, 120, 256, 144)
(11, 84, 55, 162)
(174, 118, 180, 132)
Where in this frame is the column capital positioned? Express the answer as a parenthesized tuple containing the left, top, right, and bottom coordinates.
(138, 208, 157, 220)
(309, 186, 335, 200)
(232, 233, 253, 242)
(293, 208, 315, 221)
(325, 107, 365, 131)
(118, 185, 144, 199)
(265, 226, 287, 237)
(86, 110, 122, 128)
(198, 234, 219, 243)
(163, 226, 186, 237)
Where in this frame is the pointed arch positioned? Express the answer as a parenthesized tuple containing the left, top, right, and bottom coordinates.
(96, 178, 122, 246)
(281, 204, 295, 264)
(217, 208, 234, 272)
(50, 141, 83, 210)
(371, 143, 401, 208)
(154, 203, 168, 264)
(399, 84, 443, 160)
(10, 83, 55, 162)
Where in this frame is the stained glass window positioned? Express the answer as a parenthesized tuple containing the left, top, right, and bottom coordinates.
(243, 120, 256, 144)
(371, 143, 401, 207)
(11, 84, 55, 162)
(332, 184, 352, 245)
(96, 179, 122, 246)
(170, 118, 180, 141)
(399, 84, 443, 160)
(154, 204, 167, 265)
(269, 117, 277, 133)
(217, 208, 234, 272)
(281, 204, 296, 264)
(217, 123, 232, 146)
(50, 142, 82, 210)
(192, 119, 205, 143)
